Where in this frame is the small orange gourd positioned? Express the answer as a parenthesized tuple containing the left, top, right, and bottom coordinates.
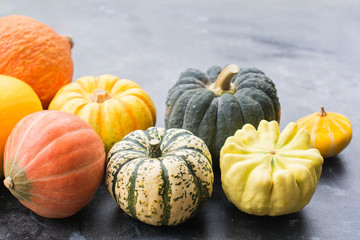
(296, 107, 352, 158)
(0, 75, 43, 178)
(49, 74, 156, 153)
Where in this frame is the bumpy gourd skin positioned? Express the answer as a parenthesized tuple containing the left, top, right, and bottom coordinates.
(0, 15, 73, 108)
(165, 66, 280, 166)
(220, 120, 323, 216)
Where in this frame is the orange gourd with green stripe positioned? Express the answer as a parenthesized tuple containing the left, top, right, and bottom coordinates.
(49, 74, 156, 153)
(3, 110, 105, 218)
(296, 107, 352, 158)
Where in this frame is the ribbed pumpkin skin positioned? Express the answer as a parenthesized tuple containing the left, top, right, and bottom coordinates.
(165, 66, 280, 164)
(106, 127, 214, 226)
(49, 74, 156, 153)
(0, 75, 43, 178)
(3, 110, 105, 218)
(296, 108, 352, 158)
(0, 15, 73, 108)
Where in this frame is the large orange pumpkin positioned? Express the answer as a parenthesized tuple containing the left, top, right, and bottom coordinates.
(49, 74, 157, 153)
(0, 75, 43, 178)
(0, 15, 73, 108)
(3, 110, 105, 218)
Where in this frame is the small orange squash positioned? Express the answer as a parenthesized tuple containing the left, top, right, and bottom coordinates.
(0, 15, 73, 108)
(3, 110, 105, 218)
(0, 75, 43, 178)
(296, 107, 352, 158)
(49, 74, 156, 153)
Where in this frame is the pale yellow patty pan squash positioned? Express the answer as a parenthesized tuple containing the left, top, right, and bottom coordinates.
(220, 120, 324, 216)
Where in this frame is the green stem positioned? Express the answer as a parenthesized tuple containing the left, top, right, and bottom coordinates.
(149, 139, 162, 158)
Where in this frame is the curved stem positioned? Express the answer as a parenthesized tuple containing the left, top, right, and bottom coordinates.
(149, 139, 162, 158)
(214, 64, 240, 90)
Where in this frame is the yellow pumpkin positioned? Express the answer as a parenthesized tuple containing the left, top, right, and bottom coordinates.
(0, 75, 43, 177)
(296, 107, 352, 158)
(48, 74, 156, 153)
(220, 120, 323, 216)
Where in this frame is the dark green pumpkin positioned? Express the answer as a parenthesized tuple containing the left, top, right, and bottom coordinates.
(165, 64, 281, 166)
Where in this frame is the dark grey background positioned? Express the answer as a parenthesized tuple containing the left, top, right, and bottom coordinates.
(1, 0, 359, 239)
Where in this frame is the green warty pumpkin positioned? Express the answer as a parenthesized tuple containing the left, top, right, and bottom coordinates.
(105, 127, 214, 226)
(165, 64, 281, 166)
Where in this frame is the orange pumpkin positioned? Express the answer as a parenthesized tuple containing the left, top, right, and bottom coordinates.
(0, 15, 73, 108)
(296, 107, 352, 158)
(3, 110, 105, 218)
(0, 75, 43, 178)
(49, 74, 157, 153)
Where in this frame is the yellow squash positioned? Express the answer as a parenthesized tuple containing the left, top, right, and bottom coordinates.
(296, 107, 352, 158)
(0, 75, 43, 178)
(220, 120, 323, 216)
(49, 74, 156, 153)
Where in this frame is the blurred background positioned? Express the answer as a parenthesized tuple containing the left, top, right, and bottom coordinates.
(2, 0, 359, 128)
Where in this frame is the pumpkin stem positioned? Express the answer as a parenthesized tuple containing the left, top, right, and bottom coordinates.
(3, 177, 14, 189)
(149, 139, 162, 158)
(91, 89, 111, 103)
(64, 35, 74, 49)
(319, 107, 327, 116)
(209, 64, 239, 96)
(215, 64, 240, 90)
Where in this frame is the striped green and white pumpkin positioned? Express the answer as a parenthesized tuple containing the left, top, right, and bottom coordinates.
(105, 127, 214, 226)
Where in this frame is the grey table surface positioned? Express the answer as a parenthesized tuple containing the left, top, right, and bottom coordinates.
(1, 0, 359, 239)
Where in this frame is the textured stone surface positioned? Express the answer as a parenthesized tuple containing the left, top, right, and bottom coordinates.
(1, 0, 360, 239)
